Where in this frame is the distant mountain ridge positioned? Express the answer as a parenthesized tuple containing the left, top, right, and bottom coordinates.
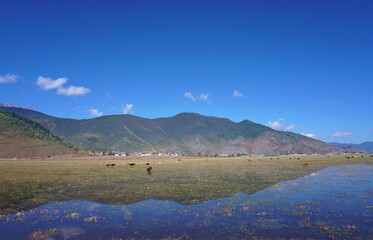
(0, 103, 36, 111)
(0, 104, 353, 155)
(329, 142, 373, 153)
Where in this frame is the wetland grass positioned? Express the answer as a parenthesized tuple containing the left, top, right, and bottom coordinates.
(0, 154, 372, 214)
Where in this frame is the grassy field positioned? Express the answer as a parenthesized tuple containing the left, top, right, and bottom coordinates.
(0, 154, 372, 214)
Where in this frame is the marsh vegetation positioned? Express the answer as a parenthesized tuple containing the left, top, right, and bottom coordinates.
(1, 154, 372, 213)
(0, 160, 372, 239)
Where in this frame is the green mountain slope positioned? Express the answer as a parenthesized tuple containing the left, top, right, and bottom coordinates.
(0, 106, 342, 155)
(0, 109, 79, 158)
(221, 120, 274, 139)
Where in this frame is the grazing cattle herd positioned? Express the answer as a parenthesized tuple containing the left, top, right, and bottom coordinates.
(103, 155, 372, 173)
(105, 162, 153, 173)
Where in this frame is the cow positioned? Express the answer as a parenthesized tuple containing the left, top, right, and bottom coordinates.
(146, 163, 150, 165)
(147, 167, 152, 172)
(105, 164, 111, 167)
(303, 163, 308, 168)
(248, 159, 251, 162)
(111, 164, 116, 167)
(129, 163, 135, 166)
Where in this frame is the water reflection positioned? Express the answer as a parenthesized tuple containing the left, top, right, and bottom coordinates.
(0, 164, 372, 239)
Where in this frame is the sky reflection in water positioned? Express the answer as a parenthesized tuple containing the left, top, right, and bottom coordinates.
(0, 164, 372, 239)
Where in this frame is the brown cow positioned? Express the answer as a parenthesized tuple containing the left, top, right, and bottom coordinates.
(147, 167, 152, 172)
(129, 163, 135, 166)
(105, 164, 111, 167)
(146, 163, 150, 165)
(111, 164, 116, 167)
(303, 163, 308, 168)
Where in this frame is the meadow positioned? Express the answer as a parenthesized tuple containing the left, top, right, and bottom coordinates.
(1, 154, 372, 214)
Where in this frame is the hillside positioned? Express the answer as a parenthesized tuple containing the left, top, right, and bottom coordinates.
(0, 109, 80, 158)
(0, 106, 343, 155)
(329, 142, 372, 153)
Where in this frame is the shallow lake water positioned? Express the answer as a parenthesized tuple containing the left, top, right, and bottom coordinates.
(0, 164, 372, 239)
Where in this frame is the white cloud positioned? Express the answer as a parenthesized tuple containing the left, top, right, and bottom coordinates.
(36, 76, 90, 96)
(199, 93, 210, 102)
(284, 125, 294, 131)
(123, 104, 134, 114)
(232, 90, 243, 97)
(57, 86, 90, 96)
(332, 131, 353, 138)
(267, 119, 284, 130)
(37, 76, 67, 90)
(184, 92, 211, 103)
(267, 118, 296, 132)
(0, 74, 20, 84)
(89, 108, 103, 117)
(184, 92, 196, 101)
(301, 133, 317, 139)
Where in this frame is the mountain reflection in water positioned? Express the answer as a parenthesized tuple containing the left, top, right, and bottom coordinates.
(0, 164, 372, 239)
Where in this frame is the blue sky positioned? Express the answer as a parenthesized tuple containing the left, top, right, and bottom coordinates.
(0, 0, 372, 144)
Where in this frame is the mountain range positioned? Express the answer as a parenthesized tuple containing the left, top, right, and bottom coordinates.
(0, 109, 80, 158)
(0, 104, 364, 156)
(329, 142, 373, 153)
